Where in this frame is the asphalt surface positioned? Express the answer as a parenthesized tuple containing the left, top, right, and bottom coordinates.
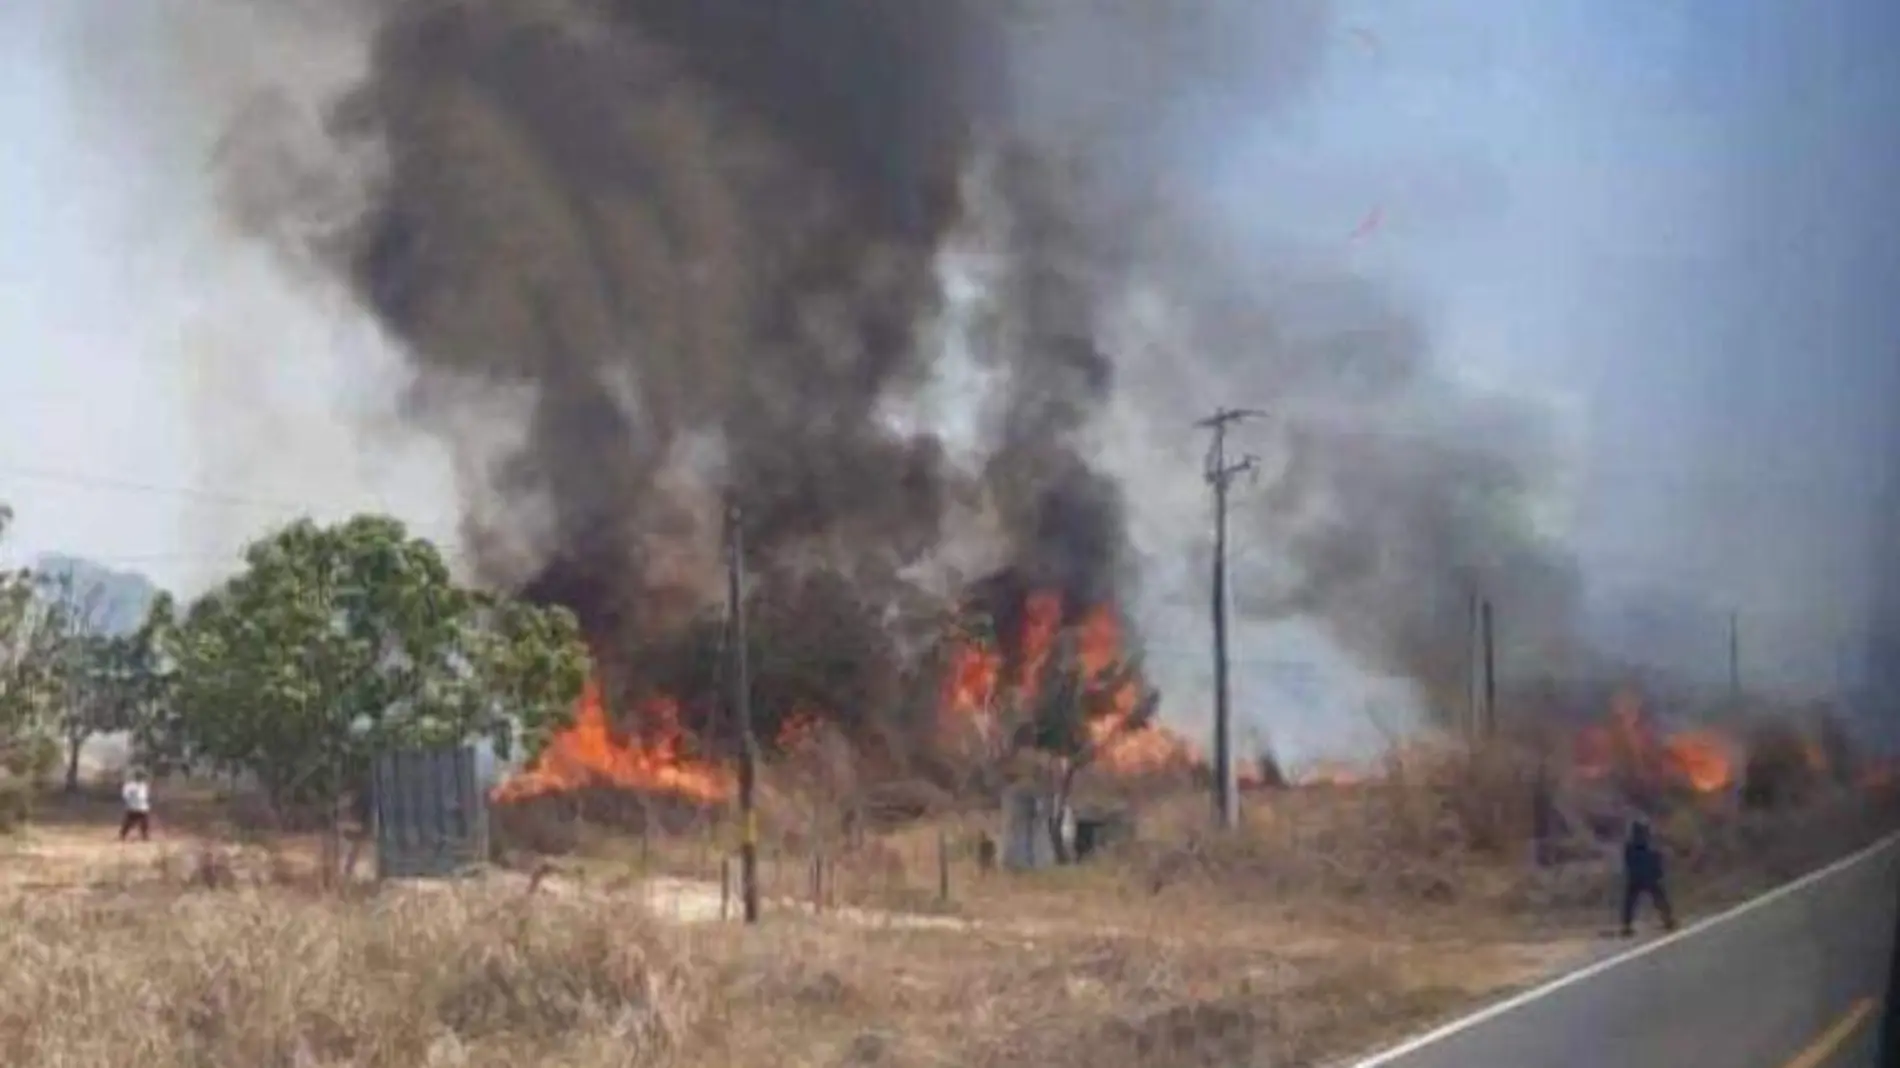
(1350, 834, 1900, 1068)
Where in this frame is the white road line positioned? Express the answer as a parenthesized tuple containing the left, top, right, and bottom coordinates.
(1345, 830, 1900, 1068)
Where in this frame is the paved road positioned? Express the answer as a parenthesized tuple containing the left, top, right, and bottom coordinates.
(1350, 834, 1900, 1068)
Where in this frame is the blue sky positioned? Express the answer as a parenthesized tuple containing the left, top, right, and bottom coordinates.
(2, 0, 1897, 705)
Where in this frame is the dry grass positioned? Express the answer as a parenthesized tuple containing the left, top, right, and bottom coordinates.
(674, 913, 1560, 1068)
(0, 875, 704, 1068)
(0, 836, 1574, 1068)
(0, 793, 1587, 1068)
(503, 735, 1900, 949)
(4, 742, 1895, 1068)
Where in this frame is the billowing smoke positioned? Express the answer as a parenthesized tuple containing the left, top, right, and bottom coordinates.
(1144, 256, 1582, 712)
(200, 0, 1578, 754)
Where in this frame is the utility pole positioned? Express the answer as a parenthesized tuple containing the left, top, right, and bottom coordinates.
(726, 504, 761, 924)
(1727, 611, 1741, 709)
(1465, 591, 1480, 741)
(1199, 406, 1265, 830)
(1480, 598, 1497, 738)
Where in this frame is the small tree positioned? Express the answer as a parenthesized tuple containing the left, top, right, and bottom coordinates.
(34, 571, 128, 791)
(1015, 631, 1159, 861)
(126, 594, 194, 777)
(0, 505, 63, 782)
(59, 622, 172, 791)
(163, 515, 590, 834)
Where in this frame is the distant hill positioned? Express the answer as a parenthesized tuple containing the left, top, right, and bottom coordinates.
(32, 553, 162, 636)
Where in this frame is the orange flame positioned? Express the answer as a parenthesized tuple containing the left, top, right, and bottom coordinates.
(493, 677, 733, 804)
(1297, 760, 1367, 788)
(776, 707, 824, 752)
(1662, 730, 1734, 794)
(1801, 738, 1829, 776)
(1573, 687, 1735, 794)
(940, 637, 1004, 749)
(1074, 603, 1195, 774)
(939, 591, 1197, 777)
(1019, 591, 1062, 697)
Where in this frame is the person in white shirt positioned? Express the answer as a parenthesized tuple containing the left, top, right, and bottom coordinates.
(119, 771, 152, 842)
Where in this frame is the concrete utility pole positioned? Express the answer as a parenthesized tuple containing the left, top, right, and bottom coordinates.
(1199, 406, 1265, 830)
(1480, 597, 1497, 738)
(1728, 611, 1741, 708)
(1465, 591, 1480, 740)
(726, 504, 761, 924)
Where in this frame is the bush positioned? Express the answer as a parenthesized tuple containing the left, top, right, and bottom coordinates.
(1741, 721, 1822, 810)
(1, 733, 60, 783)
(0, 778, 30, 833)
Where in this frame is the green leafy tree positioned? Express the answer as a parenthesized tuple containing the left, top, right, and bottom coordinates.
(163, 515, 589, 821)
(0, 505, 63, 781)
(9, 556, 169, 789)
(127, 593, 188, 776)
(37, 571, 113, 791)
(55, 610, 172, 791)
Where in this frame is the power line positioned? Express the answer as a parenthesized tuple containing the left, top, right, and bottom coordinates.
(0, 460, 461, 536)
(0, 461, 327, 512)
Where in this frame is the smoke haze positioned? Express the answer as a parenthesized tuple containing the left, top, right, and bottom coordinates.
(10, 0, 1897, 762)
(274, 0, 1572, 743)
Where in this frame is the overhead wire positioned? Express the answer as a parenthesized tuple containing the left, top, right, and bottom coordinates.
(0, 459, 466, 580)
(0, 459, 461, 533)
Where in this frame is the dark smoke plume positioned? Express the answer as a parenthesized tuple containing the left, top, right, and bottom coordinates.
(340, 2, 980, 678)
(213, 0, 1580, 746)
(315, 0, 1168, 735)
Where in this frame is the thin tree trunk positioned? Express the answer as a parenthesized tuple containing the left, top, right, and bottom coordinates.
(1048, 761, 1082, 865)
(63, 731, 84, 792)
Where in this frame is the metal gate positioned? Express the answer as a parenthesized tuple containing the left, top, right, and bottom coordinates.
(372, 745, 489, 879)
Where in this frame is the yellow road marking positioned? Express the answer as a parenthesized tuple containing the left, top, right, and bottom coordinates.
(1782, 998, 1877, 1068)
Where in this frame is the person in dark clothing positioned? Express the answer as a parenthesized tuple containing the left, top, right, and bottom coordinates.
(1620, 817, 1676, 936)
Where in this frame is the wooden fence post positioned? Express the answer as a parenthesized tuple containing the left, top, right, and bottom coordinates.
(720, 856, 732, 922)
(937, 827, 950, 904)
(810, 850, 826, 913)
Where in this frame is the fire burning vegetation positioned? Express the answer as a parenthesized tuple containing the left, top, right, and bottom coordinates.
(489, 661, 1875, 824)
(936, 589, 1194, 779)
(192, 0, 1894, 835)
(494, 582, 1198, 808)
(204, 0, 1615, 801)
(491, 678, 733, 806)
(1571, 688, 1738, 797)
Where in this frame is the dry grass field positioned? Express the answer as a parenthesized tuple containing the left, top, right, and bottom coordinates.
(0, 836, 1572, 1068)
(3, 762, 1894, 1068)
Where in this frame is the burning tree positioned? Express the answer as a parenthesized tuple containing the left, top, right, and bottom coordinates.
(1021, 635, 1160, 861)
(939, 584, 1171, 859)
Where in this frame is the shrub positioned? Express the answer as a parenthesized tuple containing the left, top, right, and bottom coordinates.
(1, 733, 60, 783)
(0, 778, 29, 833)
(1741, 720, 1821, 810)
